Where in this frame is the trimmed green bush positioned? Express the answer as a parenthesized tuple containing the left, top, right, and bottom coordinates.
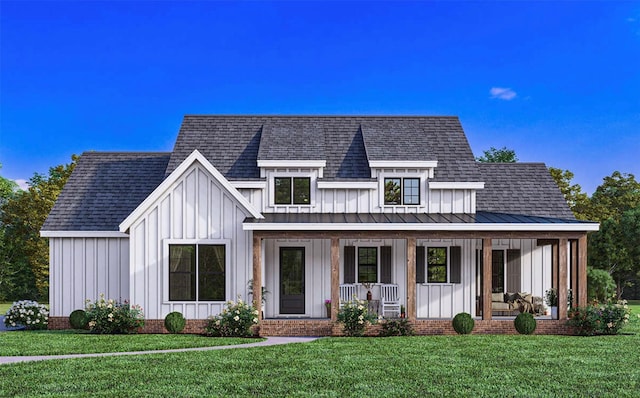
(514, 312, 537, 335)
(379, 319, 414, 336)
(452, 312, 474, 334)
(164, 311, 186, 334)
(69, 309, 88, 329)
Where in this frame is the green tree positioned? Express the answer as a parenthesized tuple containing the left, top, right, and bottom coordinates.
(548, 167, 591, 220)
(587, 267, 616, 302)
(586, 172, 640, 298)
(0, 156, 77, 301)
(476, 146, 518, 163)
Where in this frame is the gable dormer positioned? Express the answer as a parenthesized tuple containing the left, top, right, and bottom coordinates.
(257, 123, 326, 209)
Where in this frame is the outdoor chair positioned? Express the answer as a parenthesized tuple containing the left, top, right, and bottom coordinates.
(339, 284, 357, 307)
(380, 284, 401, 317)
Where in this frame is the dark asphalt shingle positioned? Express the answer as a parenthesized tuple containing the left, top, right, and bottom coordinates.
(42, 152, 170, 231)
(476, 162, 575, 219)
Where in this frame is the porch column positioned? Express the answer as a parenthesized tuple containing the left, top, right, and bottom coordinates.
(407, 237, 416, 321)
(482, 238, 493, 320)
(558, 238, 569, 320)
(578, 234, 588, 307)
(330, 237, 340, 322)
(252, 234, 262, 321)
(570, 240, 578, 307)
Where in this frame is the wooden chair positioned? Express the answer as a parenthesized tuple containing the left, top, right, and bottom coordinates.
(380, 284, 401, 317)
(339, 284, 357, 307)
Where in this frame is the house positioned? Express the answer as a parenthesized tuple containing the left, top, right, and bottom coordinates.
(41, 116, 599, 335)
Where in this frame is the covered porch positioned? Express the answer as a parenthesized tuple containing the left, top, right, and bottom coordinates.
(246, 214, 593, 335)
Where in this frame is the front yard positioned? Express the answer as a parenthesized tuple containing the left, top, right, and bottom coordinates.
(0, 303, 638, 397)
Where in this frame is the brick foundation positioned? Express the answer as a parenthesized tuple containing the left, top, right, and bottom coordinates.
(48, 317, 572, 336)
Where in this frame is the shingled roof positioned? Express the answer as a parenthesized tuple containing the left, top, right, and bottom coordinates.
(166, 115, 481, 182)
(42, 152, 170, 231)
(476, 162, 575, 219)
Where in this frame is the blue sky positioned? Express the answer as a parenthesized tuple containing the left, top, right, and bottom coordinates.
(1, 1, 638, 194)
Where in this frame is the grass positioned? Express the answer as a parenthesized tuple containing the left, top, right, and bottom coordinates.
(0, 305, 638, 397)
(0, 302, 13, 314)
(0, 330, 262, 356)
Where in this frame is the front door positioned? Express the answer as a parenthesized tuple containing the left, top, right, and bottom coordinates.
(279, 247, 305, 314)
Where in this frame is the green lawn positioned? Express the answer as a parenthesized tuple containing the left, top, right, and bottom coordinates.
(0, 302, 13, 314)
(0, 306, 638, 397)
(0, 330, 262, 356)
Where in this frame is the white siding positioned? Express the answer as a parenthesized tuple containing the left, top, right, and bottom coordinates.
(128, 163, 253, 320)
(49, 237, 129, 317)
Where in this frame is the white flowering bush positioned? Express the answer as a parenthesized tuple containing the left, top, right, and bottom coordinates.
(205, 298, 259, 337)
(4, 300, 48, 330)
(85, 294, 145, 334)
(337, 298, 378, 336)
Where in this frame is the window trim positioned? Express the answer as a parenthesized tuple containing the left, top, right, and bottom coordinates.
(383, 176, 422, 206)
(426, 246, 450, 284)
(272, 176, 312, 206)
(163, 239, 230, 303)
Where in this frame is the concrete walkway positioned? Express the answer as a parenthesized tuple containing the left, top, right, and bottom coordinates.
(0, 336, 319, 365)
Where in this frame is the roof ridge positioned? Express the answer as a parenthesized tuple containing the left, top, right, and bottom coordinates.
(182, 114, 460, 118)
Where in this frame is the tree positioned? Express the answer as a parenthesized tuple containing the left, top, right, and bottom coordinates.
(0, 155, 77, 301)
(476, 146, 518, 163)
(548, 167, 591, 220)
(586, 172, 640, 298)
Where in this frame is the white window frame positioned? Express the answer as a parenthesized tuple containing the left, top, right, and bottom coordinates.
(163, 239, 231, 303)
(267, 171, 316, 207)
(378, 171, 426, 208)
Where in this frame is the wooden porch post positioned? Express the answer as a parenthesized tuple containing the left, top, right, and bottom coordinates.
(482, 238, 492, 320)
(330, 237, 340, 321)
(578, 234, 588, 307)
(570, 240, 578, 307)
(407, 237, 416, 321)
(252, 234, 262, 321)
(558, 238, 569, 320)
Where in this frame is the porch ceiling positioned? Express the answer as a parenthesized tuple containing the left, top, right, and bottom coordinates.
(243, 211, 599, 233)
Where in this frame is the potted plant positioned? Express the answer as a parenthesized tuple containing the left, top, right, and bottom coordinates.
(324, 299, 331, 318)
(400, 305, 406, 318)
(545, 288, 558, 318)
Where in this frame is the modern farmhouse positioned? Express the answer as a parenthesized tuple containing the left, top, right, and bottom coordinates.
(42, 116, 599, 335)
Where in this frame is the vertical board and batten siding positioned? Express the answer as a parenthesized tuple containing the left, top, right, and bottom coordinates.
(415, 239, 475, 318)
(48, 237, 129, 317)
(128, 163, 253, 320)
(240, 167, 477, 214)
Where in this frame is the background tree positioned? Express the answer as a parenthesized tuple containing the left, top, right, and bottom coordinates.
(548, 167, 590, 220)
(586, 172, 640, 298)
(0, 155, 77, 301)
(476, 146, 518, 163)
(0, 165, 20, 300)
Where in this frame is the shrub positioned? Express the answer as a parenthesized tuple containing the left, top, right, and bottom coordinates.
(452, 312, 474, 334)
(69, 309, 88, 329)
(336, 298, 378, 337)
(379, 318, 414, 336)
(567, 300, 631, 336)
(514, 312, 537, 335)
(85, 294, 145, 334)
(3, 300, 48, 330)
(205, 298, 259, 337)
(164, 311, 186, 334)
(587, 267, 616, 302)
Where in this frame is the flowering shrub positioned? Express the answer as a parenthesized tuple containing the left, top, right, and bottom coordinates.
(337, 298, 378, 337)
(3, 300, 48, 330)
(85, 294, 145, 334)
(205, 298, 259, 337)
(567, 300, 631, 336)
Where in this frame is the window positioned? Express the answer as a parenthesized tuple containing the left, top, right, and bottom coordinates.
(384, 177, 420, 205)
(427, 247, 447, 283)
(169, 244, 226, 301)
(274, 177, 310, 205)
(358, 247, 378, 283)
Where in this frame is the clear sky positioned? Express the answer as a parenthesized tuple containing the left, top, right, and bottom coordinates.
(1, 1, 638, 194)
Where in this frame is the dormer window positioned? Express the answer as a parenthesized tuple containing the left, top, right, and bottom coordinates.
(275, 177, 311, 205)
(384, 177, 420, 205)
